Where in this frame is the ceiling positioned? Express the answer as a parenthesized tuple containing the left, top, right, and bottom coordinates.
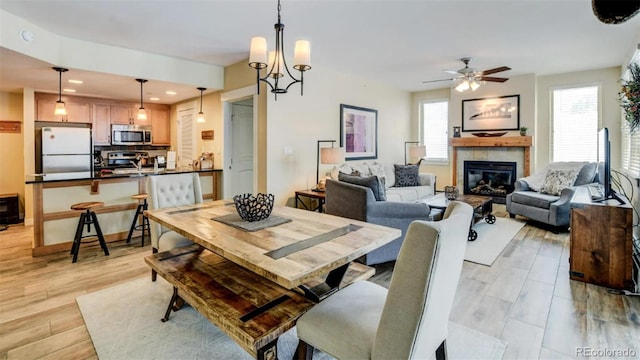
(0, 0, 638, 105)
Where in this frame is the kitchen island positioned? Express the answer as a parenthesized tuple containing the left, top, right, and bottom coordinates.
(26, 168, 222, 256)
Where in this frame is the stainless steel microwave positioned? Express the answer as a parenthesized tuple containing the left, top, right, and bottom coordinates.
(111, 124, 152, 145)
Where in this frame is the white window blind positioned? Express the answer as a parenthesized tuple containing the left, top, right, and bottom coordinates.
(621, 121, 640, 178)
(420, 100, 449, 164)
(551, 86, 599, 162)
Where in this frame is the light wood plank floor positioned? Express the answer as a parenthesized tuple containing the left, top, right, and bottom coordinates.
(1, 206, 639, 359)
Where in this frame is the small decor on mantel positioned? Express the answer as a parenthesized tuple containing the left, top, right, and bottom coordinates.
(619, 62, 640, 132)
(519, 127, 528, 136)
(471, 132, 507, 137)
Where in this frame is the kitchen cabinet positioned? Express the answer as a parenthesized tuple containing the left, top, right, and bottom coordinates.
(151, 108, 171, 145)
(36, 96, 91, 123)
(93, 104, 111, 145)
(110, 104, 149, 125)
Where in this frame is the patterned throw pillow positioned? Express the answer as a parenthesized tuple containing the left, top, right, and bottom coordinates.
(338, 173, 387, 201)
(539, 169, 579, 196)
(393, 164, 419, 187)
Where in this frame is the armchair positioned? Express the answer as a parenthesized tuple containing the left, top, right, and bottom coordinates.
(295, 201, 474, 360)
(147, 173, 203, 280)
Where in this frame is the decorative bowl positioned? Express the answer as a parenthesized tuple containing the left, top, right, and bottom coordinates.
(471, 132, 508, 137)
(233, 193, 275, 222)
(444, 186, 459, 200)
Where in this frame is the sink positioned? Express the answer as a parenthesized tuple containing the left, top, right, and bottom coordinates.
(113, 168, 156, 175)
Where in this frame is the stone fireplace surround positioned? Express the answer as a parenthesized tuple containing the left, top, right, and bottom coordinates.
(449, 136, 533, 190)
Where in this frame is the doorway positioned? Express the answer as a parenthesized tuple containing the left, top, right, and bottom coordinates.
(222, 86, 257, 198)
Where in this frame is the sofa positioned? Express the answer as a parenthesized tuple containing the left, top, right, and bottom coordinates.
(324, 162, 439, 265)
(506, 162, 598, 229)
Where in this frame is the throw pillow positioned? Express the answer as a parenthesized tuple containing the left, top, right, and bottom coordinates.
(393, 164, 419, 187)
(368, 162, 388, 188)
(539, 169, 579, 196)
(338, 173, 387, 201)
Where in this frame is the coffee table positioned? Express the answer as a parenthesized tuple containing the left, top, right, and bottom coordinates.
(425, 193, 495, 241)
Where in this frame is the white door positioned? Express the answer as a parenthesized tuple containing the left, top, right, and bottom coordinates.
(230, 100, 254, 195)
(177, 103, 196, 167)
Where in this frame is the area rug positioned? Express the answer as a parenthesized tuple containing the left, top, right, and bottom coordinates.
(464, 217, 526, 266)
(77, 277, 506, 360)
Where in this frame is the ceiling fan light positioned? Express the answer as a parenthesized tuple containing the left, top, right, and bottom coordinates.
(470, 80, 481, 91)
(54, 101, 67, 116)
(455, 80, 470, 92)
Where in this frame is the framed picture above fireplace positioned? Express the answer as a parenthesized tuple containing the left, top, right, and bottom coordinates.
(462, 94, 520, 132)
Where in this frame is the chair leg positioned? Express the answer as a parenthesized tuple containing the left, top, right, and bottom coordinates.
(126, 204, 143, 244)
(294, 340, 314, 360)
(509, 213, 516, 219)
(71, 213, 86, 263)
(151, 247, 158, 281)
(436, 339, 447, 360)
(90, 211, 109, 256)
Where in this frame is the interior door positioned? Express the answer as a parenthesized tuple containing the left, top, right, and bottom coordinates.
(177, 105, 195, 167)
(230, 100, 254, 195)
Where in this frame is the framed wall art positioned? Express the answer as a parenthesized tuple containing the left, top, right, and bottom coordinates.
(462, 94, 520, 132)
(340, 104, 378, 160)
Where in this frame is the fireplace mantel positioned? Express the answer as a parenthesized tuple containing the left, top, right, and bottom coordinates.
(449, 136, 533, 186)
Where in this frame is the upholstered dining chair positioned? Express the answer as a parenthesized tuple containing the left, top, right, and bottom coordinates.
(294, 201, 473, 360)
(147, 172, 203, 281)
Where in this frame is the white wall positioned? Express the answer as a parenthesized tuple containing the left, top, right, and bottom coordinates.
(265, 67, 412, 205)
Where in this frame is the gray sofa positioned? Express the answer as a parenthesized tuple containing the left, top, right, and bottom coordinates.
(506, 162, 597, 229)
(325, 178, 440, 265)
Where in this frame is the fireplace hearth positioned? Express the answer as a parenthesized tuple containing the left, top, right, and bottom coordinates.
(463, 161, 517, 204)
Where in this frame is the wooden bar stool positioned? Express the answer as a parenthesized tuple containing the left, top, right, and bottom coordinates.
(70, 201, 109, 263)
(126, 194, 150, 247)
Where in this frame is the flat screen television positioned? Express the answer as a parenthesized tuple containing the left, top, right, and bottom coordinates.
(596, 127, 624, 204)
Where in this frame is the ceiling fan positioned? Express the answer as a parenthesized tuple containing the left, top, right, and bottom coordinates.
(422, 57, 511, 92)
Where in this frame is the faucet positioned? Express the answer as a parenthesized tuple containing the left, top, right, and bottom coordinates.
(130, 160, 142, 172)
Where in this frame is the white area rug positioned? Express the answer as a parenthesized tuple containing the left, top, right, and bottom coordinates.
(464, 217, 526, 266)
(77, 277, 506, 360)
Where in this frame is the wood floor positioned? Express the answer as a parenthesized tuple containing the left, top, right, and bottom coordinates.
(1, 206, 639, 359)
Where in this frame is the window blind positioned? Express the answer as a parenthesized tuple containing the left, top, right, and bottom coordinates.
(551, 86, 599, 162)
(420, 100, 449, 164)
(621, 121, 640, 178)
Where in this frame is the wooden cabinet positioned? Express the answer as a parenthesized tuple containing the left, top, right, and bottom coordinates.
(93, 104, 111, 145)
(36, 94, 91, 123)
(569, 187, 634, 290)
(151, 108, 170, 145)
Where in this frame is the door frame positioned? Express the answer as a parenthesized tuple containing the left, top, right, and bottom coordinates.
(221, 85, 258, 198)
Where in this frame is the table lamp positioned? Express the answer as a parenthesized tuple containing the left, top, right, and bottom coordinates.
(404, 141, 426, 165)
(315, 140, 345, 191)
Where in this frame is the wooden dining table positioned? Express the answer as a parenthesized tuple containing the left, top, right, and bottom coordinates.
(143, 200, 401, 359)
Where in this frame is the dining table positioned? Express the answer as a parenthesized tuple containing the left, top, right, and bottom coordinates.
(143, 200, 401, 359)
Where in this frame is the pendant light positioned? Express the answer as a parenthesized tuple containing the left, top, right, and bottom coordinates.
(53, 67, 68, 116)
(197, 87, 206, 123)
(248, 0, 311, 100)
(136, 79, 147, 120)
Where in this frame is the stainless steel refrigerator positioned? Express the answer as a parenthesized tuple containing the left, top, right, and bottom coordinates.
(41, 126, 92, 180)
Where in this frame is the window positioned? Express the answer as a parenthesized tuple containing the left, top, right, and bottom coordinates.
(420, 99, 449, 164)
(621, 122, 640, 178)
(551, 85, 599, 162)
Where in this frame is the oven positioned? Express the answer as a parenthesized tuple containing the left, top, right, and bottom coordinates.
(111, 124, 152, 145)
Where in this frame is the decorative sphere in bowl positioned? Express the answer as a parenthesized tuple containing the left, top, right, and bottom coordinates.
(233, 193, 275, 222)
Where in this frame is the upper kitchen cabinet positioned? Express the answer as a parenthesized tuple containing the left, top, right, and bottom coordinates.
(93, 104, 111, 146)
(151, 107, 170, 145)
(110, 104, 149, 125)
(36, 93, 92, 123)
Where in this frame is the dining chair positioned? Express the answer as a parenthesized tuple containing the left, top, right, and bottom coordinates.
(147, 172, 203, 281)
(294, 201, 473, 360)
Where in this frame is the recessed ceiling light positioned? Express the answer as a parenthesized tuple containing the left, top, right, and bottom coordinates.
(149, 97, 160, 101)
(165, 91, 177, 95)
(68, 79, 83, 84)
(63, 88, 76, 93)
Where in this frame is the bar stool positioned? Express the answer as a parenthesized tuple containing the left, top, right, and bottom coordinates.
(70, 201, 109, 263)
(126, 194, 150, 247)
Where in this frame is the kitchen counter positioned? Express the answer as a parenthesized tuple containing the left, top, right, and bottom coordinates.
(26, 167, 222, 184)
(26, 168, 222, 256)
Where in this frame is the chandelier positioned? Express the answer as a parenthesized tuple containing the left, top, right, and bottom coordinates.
(248, 0, 311, 100)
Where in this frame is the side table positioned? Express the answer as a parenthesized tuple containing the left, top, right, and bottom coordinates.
(295, 189, 326, 212)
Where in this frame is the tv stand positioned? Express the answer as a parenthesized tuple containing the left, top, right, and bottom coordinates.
(569, 187, 635, 291)
(592, 189, 625, 205)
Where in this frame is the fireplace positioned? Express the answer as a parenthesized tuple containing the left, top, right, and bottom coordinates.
(463, 161, 517, 204)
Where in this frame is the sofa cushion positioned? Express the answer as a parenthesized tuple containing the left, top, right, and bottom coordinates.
(339, 173, 386, 201)
(575, 162, 597, 185)
(368, 162, 388, 188)
(540, 169, 579, 196)
(385, 186, 432, 202)
(510, 190, 560, 209)
(394, 164, 419, 187)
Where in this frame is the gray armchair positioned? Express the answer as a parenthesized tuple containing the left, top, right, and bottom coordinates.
(506, 162, 597, 229)
(325, 179, 440, 265)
